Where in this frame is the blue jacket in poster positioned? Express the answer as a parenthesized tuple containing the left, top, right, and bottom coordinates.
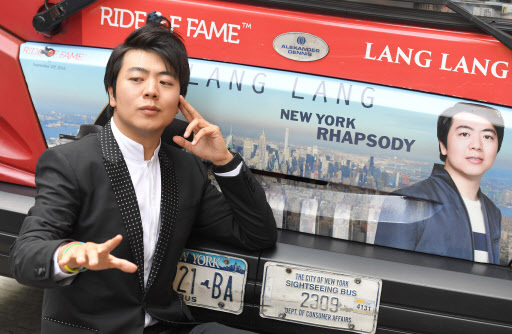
(375, 164, 502, 264)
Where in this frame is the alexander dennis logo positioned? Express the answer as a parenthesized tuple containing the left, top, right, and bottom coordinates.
(273, 32, 329, 62)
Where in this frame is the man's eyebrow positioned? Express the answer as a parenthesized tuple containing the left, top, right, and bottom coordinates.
(482, 128, 497, 135)
(455, 125, 473, 131)
(127, 67, 177, 78)
(127, 66, 149, 73)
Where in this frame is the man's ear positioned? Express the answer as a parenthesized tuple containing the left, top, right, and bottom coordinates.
(108, 87, 117, 108)
(439, 140, 448, 156)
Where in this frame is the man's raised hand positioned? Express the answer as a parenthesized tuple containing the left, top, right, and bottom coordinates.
(172, 95, 233, 166)
(58, 234, 137, 273)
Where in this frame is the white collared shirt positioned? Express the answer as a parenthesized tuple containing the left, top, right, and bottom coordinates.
(111, 119, 162, 288)
(111, 119, 162, 326)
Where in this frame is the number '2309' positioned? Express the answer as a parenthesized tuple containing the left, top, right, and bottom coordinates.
(300, 292, 341, 312)
(300, 292, 372, 314)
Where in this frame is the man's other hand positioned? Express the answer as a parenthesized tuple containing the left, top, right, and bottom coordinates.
(58, 235, 137, 273)
(173, 95, 233, 166)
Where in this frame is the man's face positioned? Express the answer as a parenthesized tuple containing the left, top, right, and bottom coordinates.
(440, 112, 499, 181)
(109, 49, 180, 140)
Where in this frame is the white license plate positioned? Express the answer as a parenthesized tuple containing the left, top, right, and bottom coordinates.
(260, 262, 382, 334)
(173, 249, 248, 314)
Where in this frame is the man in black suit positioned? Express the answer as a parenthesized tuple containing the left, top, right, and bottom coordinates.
(9, 23, 277, 334)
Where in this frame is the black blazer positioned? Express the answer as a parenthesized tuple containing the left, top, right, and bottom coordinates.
(9, 122, 277, 334)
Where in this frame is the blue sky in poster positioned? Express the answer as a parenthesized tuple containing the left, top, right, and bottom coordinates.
(20, 43, 111, 142)
(21, 43, 111, 116)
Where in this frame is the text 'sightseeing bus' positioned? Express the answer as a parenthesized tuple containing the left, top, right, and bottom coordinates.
(1, 0, 512, 333)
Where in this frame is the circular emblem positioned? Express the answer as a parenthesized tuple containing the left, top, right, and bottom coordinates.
(297, 36, 306, 45)
(273, 32, 329, 62)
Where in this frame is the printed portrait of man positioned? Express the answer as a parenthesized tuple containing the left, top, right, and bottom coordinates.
(375, 102, 504, 264)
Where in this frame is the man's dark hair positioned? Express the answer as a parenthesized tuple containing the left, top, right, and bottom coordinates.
(437, 102, 504, 162)
(104, 23, 190, 117)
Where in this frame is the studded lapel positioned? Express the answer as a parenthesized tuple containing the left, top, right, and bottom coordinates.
(145, 149, 179, 292)
(99, 121, 145, 293)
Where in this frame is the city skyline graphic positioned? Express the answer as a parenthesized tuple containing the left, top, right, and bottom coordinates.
(220, 125, 512, 214)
